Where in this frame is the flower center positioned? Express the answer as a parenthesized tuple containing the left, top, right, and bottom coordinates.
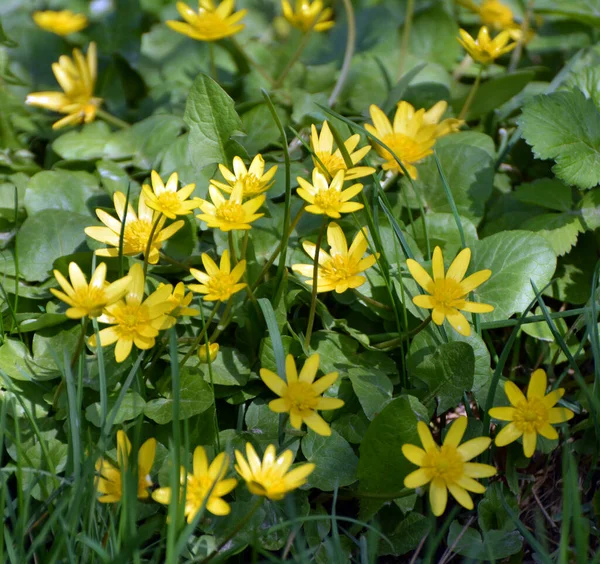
(112, 304, 150, 337)
(322, 254, 354, 282)
(73, 286, 107, 315)
(206, 273, 238, 300)
(124, 219, 156, 253)
(156, 192, 182, 214)
(382, 133, 427, 163)
(187, 474, 212, 506)
(316, 151, 346, 178)
(215, 201, 245, 224)
(313, 188, 342, 214)
(424, 445, 464, 484)
(193, 11, 228, 33)
(287, 381, 319, 412)
(432, 279, 466, 308)
(513, 398, 548, 433)
(239, 173, 262, 197)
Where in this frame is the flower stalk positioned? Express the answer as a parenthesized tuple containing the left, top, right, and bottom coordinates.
(304, 218, 327, 348)
(458, 65, 484, 121)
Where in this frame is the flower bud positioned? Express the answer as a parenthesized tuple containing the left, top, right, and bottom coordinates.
(198, 342, 219, 363)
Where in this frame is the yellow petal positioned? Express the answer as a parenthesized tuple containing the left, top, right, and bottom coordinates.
(417, 421, 437, 453)
(542, 389, 565, 408)
(406, 259, 435, 294)
(404, 468, 431, 489)
(504, 380, 526, 406)
(495, 422, 522, 447)
(547, 406, 574, 424)
(259, 368, 287, 397)
(488, 407, 515, 421)
(446, 248, 471, 282)
(527, 369, 547, 399)
(193, 446, 209, 476)
(457, 437, 491, 461)
(459, 269, 492, 294)
(443, 417, 467, 447)
(522, 431, 537, 457)
(316, 397, 344, 410)
(303, 411, 331, 436)
(447, 484, 474, 509)
(299, 354, 320, 383)
(285, 354, 298, 383)
(537, 423, 558, 440)
(429, 478, 448, 516)
(431, 246, 445, 281)
(401, 444, 427, 466)
(463, 462, 497, 478)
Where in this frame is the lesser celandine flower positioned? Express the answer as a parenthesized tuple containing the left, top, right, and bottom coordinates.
(406, 246, 494, 337)
(292, 223, 377, 293)
(85, 191, 184, 265)
(235, 443, 315, 500)
(489, 369, 575, 457)
(160, 282, 200, 329)
(167, 0, 246, 42)
(32, 10, 88, 35)
(89, 264, 174, 362)
(260, 353, 343, 436)
(26, 42, 102, 130)
(95, 430, 156, 503)
(210, 155, 278, 198)
(402, 418, 497, 516)
(153, 446, 237, 519)
(198, 342, 220, 363)
(365, 101, 462, 179)
(457, 26, 517, 65)
(142, 171, 198, 219)
(282, 0, 334, 32)
(51, 262, 130, 319)
(456, 0, 514, 30)
(196, 184, 265, 231)
(189, 250, 246, 302)
(311, 121, 375, 181)
(297, 169, 363, 218)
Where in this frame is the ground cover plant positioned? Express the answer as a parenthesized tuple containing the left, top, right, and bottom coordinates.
(0, 0, 599, 561)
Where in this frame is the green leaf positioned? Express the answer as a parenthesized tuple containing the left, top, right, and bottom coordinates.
(536, 0, 600, 26)
(348, 368, 393, 420)
(184, 73, 246, 170)
(581, 188, 600, 230)
(446, 521, 523, 560)
(144, 367, 213, 424)
(201, 346, 250, 386)
(53, 122, 113, 161)
(471, 230, 557, 322)
(382, 513, 431, 556)
(301, 429, 358, 491)
(522, 212, 584, 256)
(86, 391, 146, 427)
(412, 341, 474, 413)
(519, 89, 600, 190)
(358, 396, 424, 496)
(24, 170, 100, 217)
(514, 178, 578, 212)
(478, 483, 519, 533)
(16, 210, 92, 282)
(408, 212, 478, 259)
(309, 331, 359, 375)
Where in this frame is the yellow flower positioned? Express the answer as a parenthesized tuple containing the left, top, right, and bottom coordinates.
(142, 171, 198, 219)
(311, 121, 375, 181)
(281, 0, 334, 33)
(406, 246, 494, 337)
(296, 169, 363, 218)
(292, 222, 377, 293)
(85, 191, 184, 265)
(51, 262, 130, 319)
(198, 342, 220, 363)
(402, 418, 496, 516)
(160, 282, 201, 329)
(457, 26, 517, 65)
(260, 353, 344, 436)
(365, 101, 462, 179)
(152, 446, 237, 520)
(210, 155, 278, 199)
(95, 430, 156, 503)
(189, 250, 246, 302)
(235, 443, 315, 500)
(196, 184, 265, 231)
(88, 264, 174, 362)
(489, 369, 575, 457)
(26, 42, 102, 130)
(32, 10, 88, 36)
(456, 0, 514, 30)
(166, 0, 246, 42)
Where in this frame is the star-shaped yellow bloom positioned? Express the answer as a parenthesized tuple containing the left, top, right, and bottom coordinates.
(26, 42, 102, 130)
(196, 184, 265, 231)
(167, 0, 247, 42)
(142, 171, 198, 219)
(189, 250, 247, 302)
(95, 430, 156, 503)
(311, 121, 375, 181)
(281, 0, 334, 32)
(365, 101, 462, 179)
(235, 443, 315, 500)
(33, 10, 88, 36)
(153, 446, 238, 519)
(159, 282, 200, 329)
(51, 262, 131, 319)
(457, 26, 517, 65)
(88, 264, 174, 362)
(406, 246, 494, 337)
(489, 369, 575, 458)
(292, 222, 377, 293)
(456, 0, 514, 30)
(210, 155, 278, 198)
(297, 169, 363, 218)
(260, 353, 344, 436)
(402, 418, 497, 516)
(85, 191, 184, 265)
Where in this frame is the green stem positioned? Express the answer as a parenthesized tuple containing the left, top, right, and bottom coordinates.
(458, 65, 484, 121)
(273, 30, 313, 89)
(70, 317, 90, 370)
(352, 289, 391, 311)
(143, 214, 163, 278)
(228, 231, 238, 265)
(209, 296, 234, 343)
(179, 303, 220, 367)
(304, 218, 328, 349)
(208, 43, 217, 81)
(398, 0, 415, 80)
(373, 316, 431, 349)
(202, 497, 264, 563)
(328, 0, 356, 106)
(96, 108, 130, 129)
